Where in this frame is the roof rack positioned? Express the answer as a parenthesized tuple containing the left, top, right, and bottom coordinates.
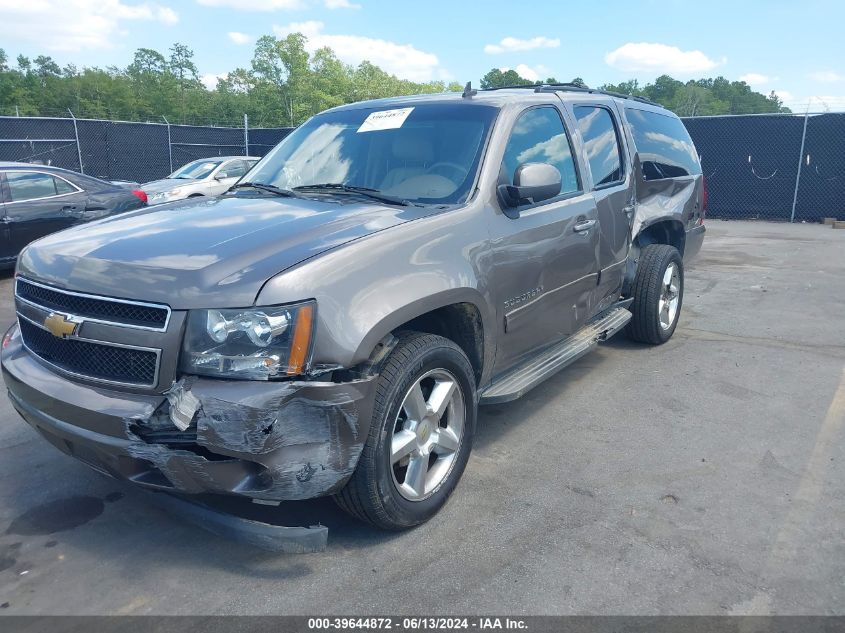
(481, 83, 663, 108)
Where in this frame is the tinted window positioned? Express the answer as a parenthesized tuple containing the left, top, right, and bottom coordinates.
(627, 108, 701, 180)
(574, 106, 623, 187)
(54, 177, 77, 194)
(7, 172, 59, 202)
(501, 107, 579, 195)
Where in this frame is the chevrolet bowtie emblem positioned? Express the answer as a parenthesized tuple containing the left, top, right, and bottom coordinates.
(43, 313, 80, 339)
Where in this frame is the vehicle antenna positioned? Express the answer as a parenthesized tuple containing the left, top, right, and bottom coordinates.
(462, 81, 477, 99)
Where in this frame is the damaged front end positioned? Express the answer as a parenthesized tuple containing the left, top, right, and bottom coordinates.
(1, 323, 378, 550)
(128, 375, 377, 501)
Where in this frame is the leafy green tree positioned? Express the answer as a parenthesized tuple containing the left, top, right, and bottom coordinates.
(169, 43, 199, 122)
(480, 68, 534, 89)
(0, 38, 792, 123)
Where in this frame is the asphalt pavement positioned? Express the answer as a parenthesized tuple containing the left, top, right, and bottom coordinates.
(0, 220, 842, 615)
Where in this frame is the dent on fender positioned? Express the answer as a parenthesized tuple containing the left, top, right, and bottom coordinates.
(632, 175, 697, 238)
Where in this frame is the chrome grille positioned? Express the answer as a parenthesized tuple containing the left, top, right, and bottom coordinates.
(16, 278, 170, 331)
(18, 316, 159, 386)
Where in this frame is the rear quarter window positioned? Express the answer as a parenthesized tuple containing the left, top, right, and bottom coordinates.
(626, 108, 701, 181)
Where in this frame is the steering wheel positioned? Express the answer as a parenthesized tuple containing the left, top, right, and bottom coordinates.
(426, 162, 467, 182)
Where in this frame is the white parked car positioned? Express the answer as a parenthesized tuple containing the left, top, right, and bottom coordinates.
(142, 156, 260, 205)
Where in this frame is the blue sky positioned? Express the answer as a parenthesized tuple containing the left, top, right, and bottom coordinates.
(2, 0, 844, 111)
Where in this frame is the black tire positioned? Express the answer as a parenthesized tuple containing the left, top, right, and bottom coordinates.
(628, 244, 684, 345)
(335, 331, 477, 529)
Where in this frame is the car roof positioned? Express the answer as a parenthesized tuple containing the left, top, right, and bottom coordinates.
(0, 161, 82, 172)
(325, 85, 669, 117)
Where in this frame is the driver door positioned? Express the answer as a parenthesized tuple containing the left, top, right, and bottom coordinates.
(486, 105, 601, 375)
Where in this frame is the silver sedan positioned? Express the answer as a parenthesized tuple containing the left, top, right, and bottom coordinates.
(142, 156, 259, 205)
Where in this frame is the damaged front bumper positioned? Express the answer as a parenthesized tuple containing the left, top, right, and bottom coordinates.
(1, 324, 377, 505)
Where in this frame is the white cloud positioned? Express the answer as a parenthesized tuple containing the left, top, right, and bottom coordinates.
(809, 70, 844, 83)
(0, 0, 179, 50)
(227, 31, 253, 45)
(774, 90, 794, 104)
(197, 0, 359, 9)
(273, 21, 445, 82)
(498, 64, 552, 83)
(514, 64, 539, 82)
(776, 93, 845, 112)
(197, 0, 305, 8)
(739, 73, 769, 86)
(201, 72, 227, 89)
(484, 36, 560, 55)
(324, 0, 361, 8)
(605, 42, 724, 75)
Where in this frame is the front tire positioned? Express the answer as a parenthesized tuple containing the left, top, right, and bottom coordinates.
(335, 332, 476, 529)
(628, 244, 684, 344)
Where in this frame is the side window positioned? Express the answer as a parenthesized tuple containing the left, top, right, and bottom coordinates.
(7, 172, 59, 202)
(54, 177, 77, 195)
(626, 108, 701, 181)
(573, 106, 624, 188)
(223, 161, 248, 178)
(501, 107, 579, 197)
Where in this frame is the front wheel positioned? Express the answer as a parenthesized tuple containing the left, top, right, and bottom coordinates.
(628, 244, 684, 344)
(335, 332, 476, 529)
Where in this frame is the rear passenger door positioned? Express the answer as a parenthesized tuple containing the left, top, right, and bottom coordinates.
(487, 105, 601, 375)
(568, 103, 635, 313)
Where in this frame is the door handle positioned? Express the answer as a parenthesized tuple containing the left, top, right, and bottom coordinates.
(573, 219, 597, 233)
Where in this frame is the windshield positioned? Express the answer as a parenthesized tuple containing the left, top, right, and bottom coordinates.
(169, 159, 224, 180)
(243, 103, 498, 205)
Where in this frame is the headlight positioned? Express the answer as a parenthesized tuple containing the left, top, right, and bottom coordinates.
(180, 301, 316, 380)
(151, 188, 181, 202)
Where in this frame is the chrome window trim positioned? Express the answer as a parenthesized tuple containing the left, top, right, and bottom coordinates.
(16, 312, 162, 388)
(15, 277, 172, 333)
(3, 170, 84, 205)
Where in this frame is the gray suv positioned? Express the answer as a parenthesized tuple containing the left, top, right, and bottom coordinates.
(2, 84, 705, 532)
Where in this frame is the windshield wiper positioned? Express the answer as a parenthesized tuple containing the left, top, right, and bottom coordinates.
(229, 182, 298, 197)
(293, 183, 410, 206)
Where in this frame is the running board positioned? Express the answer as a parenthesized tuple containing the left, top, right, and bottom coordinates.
(479, 307, 632, 405)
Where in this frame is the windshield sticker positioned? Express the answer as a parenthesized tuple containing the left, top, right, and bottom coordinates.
(357, 107, 414, 133)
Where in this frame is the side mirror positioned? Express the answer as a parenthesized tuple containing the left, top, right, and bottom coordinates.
(215, 172, 229, 180)
(497, 162, 562, 218)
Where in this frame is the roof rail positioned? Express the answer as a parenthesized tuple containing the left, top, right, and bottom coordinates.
(481, 82, 663, 108)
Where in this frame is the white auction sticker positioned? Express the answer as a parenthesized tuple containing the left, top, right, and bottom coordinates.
(357, 107, 414, 133)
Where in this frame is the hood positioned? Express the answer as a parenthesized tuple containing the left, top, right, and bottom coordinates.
(18, 194, 428, 309)
(141, 178, 196, 194)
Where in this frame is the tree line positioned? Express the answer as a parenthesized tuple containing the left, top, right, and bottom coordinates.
(0, 35, 789, 128)
(481, 69, 790, 116)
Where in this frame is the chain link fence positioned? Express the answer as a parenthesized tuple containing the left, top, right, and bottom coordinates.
(1, 111, 843, 222)
(683, 112, 845, 222)
(0, 113, 293, 184)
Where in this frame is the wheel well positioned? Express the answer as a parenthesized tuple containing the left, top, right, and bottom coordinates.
(396, 303, 484, 385)
(635, 219, 686, 256)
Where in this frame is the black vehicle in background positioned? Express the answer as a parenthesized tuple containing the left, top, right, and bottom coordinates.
(0, 162, 148, 267)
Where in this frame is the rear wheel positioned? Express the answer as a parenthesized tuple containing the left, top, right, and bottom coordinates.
(628, 244, 684, 344)
(335, 332, 476, 529)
